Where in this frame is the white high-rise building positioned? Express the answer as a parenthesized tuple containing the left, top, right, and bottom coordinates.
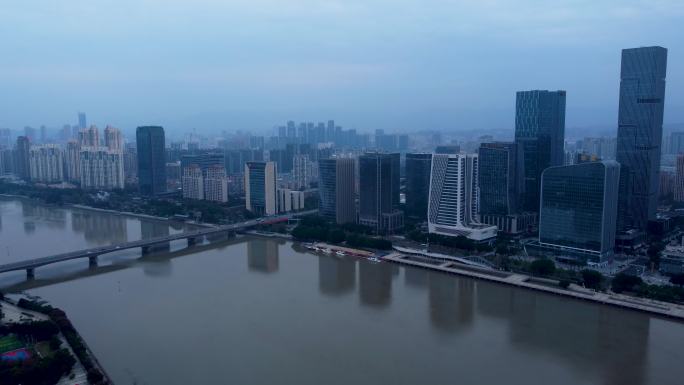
(104, 125, 123, 152)
(78, 125, 100, 147)
(427, 153, 497, 241)
(292, 154, 313, 190)
(29, 144, 65, 183)
(204, 165, 229, 203)
(65, 141, 81, 182)
(79, 147, 125, 189)
(182, 164, 204, 200)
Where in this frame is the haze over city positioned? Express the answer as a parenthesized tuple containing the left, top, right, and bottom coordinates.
(2, 0, 684, 135)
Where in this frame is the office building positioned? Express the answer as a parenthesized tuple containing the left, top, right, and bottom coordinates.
(675, 155, 684, 202)
(277, 188, 305, 213)
(137, 126, 167, 195)
(427, 154, 497, 241)
(245, 161, 277, 215)
(537, 161, 620, 263)
(78, 112, 87, 129)
(515, 90, 566, 212)
(0, 148, 14, 175)
(182, 165, 205, 200)
(29, 145, 65, 183)
(478, 142, 534, 234)
(14, 136, 31, 180)
(405, 153, 432, 219)
(616, 46, 668, 232)
(358, 153, 403, 234)
(318, 158, 356, 224)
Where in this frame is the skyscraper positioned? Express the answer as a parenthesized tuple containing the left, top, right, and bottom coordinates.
(359, 153, 403, 234)
(514, 90, 566, 212)
(14, 136, 30, 180)
(405, 153, 432, 219)
(245, 161, 277, 215)
(104, 125, 123, 152)
(616, 46, 668, 232)
(28, 145, 65, 183)
(204, 165, 229, 203)
(136, 126, 167, 195)
(427, 154, 497, 241)
(674, 155, 684, 202)
(538, 161, 620, 263)
(78, 125, 100, 147)
(79, 148, 125, 190)
(182, 165, 205, 200)
(318, 158, 356, 224)
(77, 112, 87, 129)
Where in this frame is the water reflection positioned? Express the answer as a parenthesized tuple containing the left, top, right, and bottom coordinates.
(428, 273, 474, 333)
(21, 200, 66, 232)
(318, 255, 355, 296)
(358, 261, 392, 308)
(404, 267, 428, 288)
(476, 283, 649, 385)
(247, 238, 279, 273)
(140, 222, 170, 252)
(72, 211, 127, 244)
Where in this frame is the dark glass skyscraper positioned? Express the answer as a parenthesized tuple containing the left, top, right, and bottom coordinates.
(14, 136, 30, 180)
(616, 46, 668, 232)
(136, 126, 167, 195)
(514, 90, 566, 212)
(359, 153, 402, 234)
(405, 153, 432, 219)
(318, 158, 356, 224)
(538, 161, 620, 263)
(478, 142, 520, 216)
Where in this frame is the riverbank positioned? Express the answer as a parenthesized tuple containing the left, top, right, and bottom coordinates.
(0, 193, 211, 228)
(383, 252, 684, 321)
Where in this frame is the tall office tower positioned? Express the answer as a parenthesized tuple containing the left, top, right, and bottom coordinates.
(66, 141, 82, 182)
(204, 165, 229, 203)
(24, 126, 37, 143)
(79, 147, 125, 190)
(166, 161, 181, 190)
(79, 125, 100, 147)
(427, 154, 497, 241)
(136, 126, 167, 195)
(405, 153, 432, 219)
(675, 155, 684, 202)
(434, 145, 460, 154)
(14, 136, 31, 180)
(389, 153, 401, 208)
(514, 90, 566, 212)
(245, 161, 277, 215)
(287, 122, 296, 139)
(319, 158, 356, 224)
(660, 170, 675, 199)
(292, 154, 313, 190)
(182, 164, 205, 200)
(0, 148, 14, 175)
(326, 120, 335, 142)
(538, 161, 620, 263)
(28, 145, 65, 183)
(616, 46, 668, 232)
(0, 128, 11, 148)
(123, 144, 138, 185)
(104, 126, 123, 152)
(77, 112, 87, 129)
(358, 153, 403, 234)
(478, 142, 529, 233)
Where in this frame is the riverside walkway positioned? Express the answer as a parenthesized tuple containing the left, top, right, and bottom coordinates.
(0, 210, 316, 278)
(382, 252, 684, 321)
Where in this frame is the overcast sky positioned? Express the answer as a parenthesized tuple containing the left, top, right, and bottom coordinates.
(1, 0, 683, 136)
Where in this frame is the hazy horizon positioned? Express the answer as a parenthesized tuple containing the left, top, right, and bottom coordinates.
(1, 1, 683, 136)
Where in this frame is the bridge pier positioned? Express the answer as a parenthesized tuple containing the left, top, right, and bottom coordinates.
(141, 245, 151, 255)
(88, 256, 98, 268)
(187, 237, 198, 247)
(26, 268, 35, 280)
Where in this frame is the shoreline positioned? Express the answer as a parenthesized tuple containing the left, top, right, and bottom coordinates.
(0, 193, 212, 228)
(383, 252, 684, 322)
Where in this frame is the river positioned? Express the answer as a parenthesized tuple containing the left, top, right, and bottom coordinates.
(1, 198, 683, 385)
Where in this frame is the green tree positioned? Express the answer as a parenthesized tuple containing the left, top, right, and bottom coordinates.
(530, 259, 556, 277)
(670, 273, 684, 287)
(611, 273, 643, 294)
(581, 269, 604, 290)
(327, 229, 346, 244)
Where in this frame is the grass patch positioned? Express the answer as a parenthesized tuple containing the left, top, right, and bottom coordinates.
(0, 335, 24, 353)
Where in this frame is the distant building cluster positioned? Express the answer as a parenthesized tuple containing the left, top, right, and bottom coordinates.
(0, 46, 673, 267)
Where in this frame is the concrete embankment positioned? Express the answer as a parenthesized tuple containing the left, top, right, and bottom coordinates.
(383, 252, 684, 321)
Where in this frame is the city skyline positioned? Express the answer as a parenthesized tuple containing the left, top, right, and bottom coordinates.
(0, 2, 683, 134)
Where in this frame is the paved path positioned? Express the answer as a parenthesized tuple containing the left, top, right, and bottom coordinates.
(383, 253, 684, 321)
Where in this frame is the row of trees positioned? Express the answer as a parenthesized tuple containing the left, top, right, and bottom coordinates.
(291, 216, 392, 250)
(17, 299, 108, 385)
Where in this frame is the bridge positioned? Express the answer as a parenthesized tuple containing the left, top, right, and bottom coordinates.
(0, 209, 316, 279)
